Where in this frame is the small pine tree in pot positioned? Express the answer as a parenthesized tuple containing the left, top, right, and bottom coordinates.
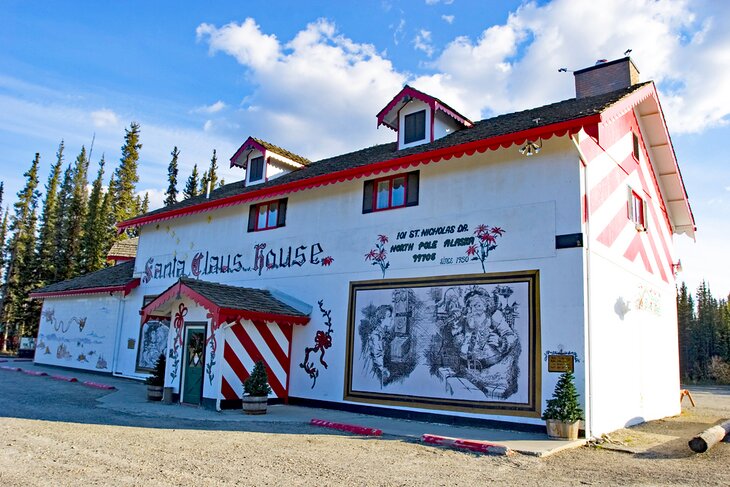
(542, 371, 584, 440)
(145, 353, 166, 401)
(242, 360, 272, 415)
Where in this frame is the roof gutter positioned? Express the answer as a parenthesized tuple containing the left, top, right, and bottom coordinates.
(118, 115, 601, 231)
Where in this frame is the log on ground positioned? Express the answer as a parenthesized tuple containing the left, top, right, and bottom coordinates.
(688, 420, 730, 453)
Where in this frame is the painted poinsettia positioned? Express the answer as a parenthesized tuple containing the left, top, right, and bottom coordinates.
(321, 256, 334, 266)
(365, 234, 390, 278)
(467, 225, 505, 273)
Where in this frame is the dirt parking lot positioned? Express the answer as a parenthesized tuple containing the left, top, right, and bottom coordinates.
(0, 366, 728, 486)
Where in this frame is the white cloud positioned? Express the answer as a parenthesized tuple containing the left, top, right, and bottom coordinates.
(413, 29, 435, 57)
(412, 0, 730, 133)
(90, 109, 120, 128)
(391, 18, 406, 46)
(193, 100, 227, 114)
(441, 15, 455, 24)
(196, 18, 406, 160)
(426, 0, 454, 4)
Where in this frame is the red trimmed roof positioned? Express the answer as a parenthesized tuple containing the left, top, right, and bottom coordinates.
(117, 82, 693, 233)
(31, 261, 140, 298)
(230, 136, 310, 169)
(376, 85, 473, 131)
(140, 277, 310, 327)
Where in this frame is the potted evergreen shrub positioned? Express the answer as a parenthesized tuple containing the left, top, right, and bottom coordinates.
(542, 371, 584, 440)
(242, 360, 272, 415)
(145, 353, 166, 401)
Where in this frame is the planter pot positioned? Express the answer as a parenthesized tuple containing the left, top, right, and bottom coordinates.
(147, 385, 164, 401)
(545, 419, 580, 440)
(242, 395, 268, 415)
(162, 387, 174, 404)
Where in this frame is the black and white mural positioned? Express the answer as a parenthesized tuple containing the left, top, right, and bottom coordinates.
(136, 318, 171, 372)
(346, 272, 539, 415)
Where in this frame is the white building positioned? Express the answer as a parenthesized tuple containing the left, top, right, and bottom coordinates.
(32, 57, 695, 437)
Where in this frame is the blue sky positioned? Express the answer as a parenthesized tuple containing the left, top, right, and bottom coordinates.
(1, 0, 728, 295)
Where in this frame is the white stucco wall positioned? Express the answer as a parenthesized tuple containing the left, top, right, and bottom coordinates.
(35, 294, 122, 373)
(111, 135, 589, 427)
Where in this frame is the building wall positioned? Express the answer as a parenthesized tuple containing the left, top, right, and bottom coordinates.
(115, 136, 588, 426)
(580, 109, 681, 435)
(34, 294, 122, 373)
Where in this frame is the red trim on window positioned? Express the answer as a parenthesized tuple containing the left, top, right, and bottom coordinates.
(31, 279, 140, 299)
(118, 115, 599, 231)
(371, 174, 408, 212)
(377, 86, 472, 130)
(252, 199, 281, 231)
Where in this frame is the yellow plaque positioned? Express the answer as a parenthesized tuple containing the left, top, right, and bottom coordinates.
(548, 354, 574, 373)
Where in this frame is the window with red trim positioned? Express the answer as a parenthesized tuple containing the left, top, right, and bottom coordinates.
(628, 189, 646, 231)
(247, 198, 287, 232)
(362, 171, 419, 213)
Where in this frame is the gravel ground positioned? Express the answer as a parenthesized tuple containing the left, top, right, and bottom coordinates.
(0, 367, 728, 486)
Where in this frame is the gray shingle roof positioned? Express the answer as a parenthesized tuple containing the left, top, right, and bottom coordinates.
(131, 82, 651, 224)
(107, 237, 138, 259)
(32, 260, 136, 296)
(179, 278, 308, 317)
(252, 137, 311, 166)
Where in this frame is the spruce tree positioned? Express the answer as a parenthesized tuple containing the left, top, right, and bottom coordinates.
(99, 175, 116, 259)
(140, 192, 150, 213)
(183, 164, 200, 200)
(36, 142, 64, 285)
(1, 153, 41, 344)
(53, 163, 73, 281)
(200, 170, 209, 196)
(164, 146, 180, 206)
(113, 122, 142, 236)
(0, 208, 8, 280)
(677, 282, 696, 380)
(542, 371, 583, 422)
(79, 157, 107, 273)
(65, 146, 90, 276)
(208, 149, 219, 190)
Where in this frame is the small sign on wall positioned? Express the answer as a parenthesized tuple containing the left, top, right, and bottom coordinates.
(547, 354, 574, 373)
(127, 338, 136, 350)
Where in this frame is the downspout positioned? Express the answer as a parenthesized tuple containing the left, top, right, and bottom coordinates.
(572, 133, 594, 439)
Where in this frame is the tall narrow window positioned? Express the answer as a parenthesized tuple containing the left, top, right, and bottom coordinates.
(628, 189, 647, 231)
(632, 133, 640, 161)
(249, 156, 265, 182)
(404, 110, 426, 144)
(248, 199, 287, 232)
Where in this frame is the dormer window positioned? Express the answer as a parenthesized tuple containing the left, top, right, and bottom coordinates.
(229, 136, 310, 187)
(249, 156, 265, 182)
(404, 110, 426, 144)
(377, 85, 473, 151)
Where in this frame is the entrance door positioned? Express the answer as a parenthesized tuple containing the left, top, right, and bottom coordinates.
(181, 325, 205, 405)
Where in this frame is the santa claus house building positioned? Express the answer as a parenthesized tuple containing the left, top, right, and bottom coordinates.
(31, 57, 695, 437)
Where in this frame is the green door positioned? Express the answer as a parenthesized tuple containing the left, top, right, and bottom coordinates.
(182, 326, 205, 405)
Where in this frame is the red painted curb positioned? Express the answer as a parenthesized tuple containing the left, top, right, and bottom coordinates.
(22, 370, 48, 376)
(421, 434, 512, 456)
(50, 374, 78, 382)
(82, 380, 116, 390)
(310, 418, 383, 436)
(1, 365, 22, 371)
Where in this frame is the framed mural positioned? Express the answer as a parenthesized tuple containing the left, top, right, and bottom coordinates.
(345, 271, 541, 417)
(136, 295, 171, 373)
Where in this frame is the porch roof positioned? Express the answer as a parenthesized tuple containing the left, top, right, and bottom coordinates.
(140, 277, 311, 326)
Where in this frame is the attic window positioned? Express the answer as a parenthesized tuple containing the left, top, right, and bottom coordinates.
(404, 110, 426, 144)
(249, 156, 265, 182)
(628, 189, 647, 232)
(632, 133, 640, 161)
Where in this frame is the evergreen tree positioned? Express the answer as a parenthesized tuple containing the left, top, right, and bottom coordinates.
(53, 163, 74, 281)
(207, 149, 219, 190)
(218, 179, 225, 188)
(199, 170, 209, 196)
(113, 122, 142, 236)
(140, 192, 150, 213)
(64, 146, 90, 276)
(79, 157, 107, 273)
(164, 146, 180, 206)
(0, 208, 8, 280)
(36, 142, 64, 285)
(0, 181, 3, 208)
(1, 153, 41, 344)
(183, 164, 200, 200)
(99, 175, 116, 259)
(677, 282, 696, 380)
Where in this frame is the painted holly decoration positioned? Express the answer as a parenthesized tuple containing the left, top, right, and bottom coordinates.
(466, 225, 505, 273)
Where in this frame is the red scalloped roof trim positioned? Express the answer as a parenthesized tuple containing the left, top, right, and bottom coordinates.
(119, 115, 599, 231)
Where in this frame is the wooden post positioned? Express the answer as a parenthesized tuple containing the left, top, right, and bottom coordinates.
(688, 420, 730, 453)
